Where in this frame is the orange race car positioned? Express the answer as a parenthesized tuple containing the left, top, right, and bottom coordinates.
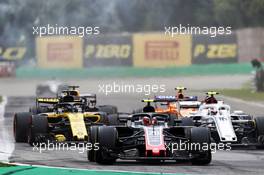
(141, 87, 201, 118)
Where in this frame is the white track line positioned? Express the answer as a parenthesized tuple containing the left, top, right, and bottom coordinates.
(0, 96, 15, 162)
(7, 162, 176, 175)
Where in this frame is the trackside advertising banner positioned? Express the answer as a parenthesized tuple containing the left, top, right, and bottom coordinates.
(192, 34, 238, 64)
(0, 46, 27, 62)
(83, 35, 132, 67)
(0, 61, 15, 77)
(133, 33, 192, 67)
(36, 36, 83, 68)
(0, 37, 27, 62)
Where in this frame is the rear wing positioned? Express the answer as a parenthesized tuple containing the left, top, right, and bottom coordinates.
(154, 96, 177, 102)
(35, 97, 59, 108)
(68, 85, 79, 90)
(179, 101, 201, 107)
(80, 93, 96, 99)
(154, 95, 198, 102)
(175, 87, 187, 91)
(206, 91, 219, 97)
(36, 98, 59, 104)
(141, 99, 155, 103)
(36, 97, 83, 105)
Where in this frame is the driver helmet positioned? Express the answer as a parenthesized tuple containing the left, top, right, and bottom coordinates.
(204, 96, 217, 104)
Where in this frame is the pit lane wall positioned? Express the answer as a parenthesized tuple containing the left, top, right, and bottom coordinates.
(1, 28, 264, 77)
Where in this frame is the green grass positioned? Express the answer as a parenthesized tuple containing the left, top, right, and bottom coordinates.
(0, 96, 2, 103)
(0, 165, 180, 175)
(217, 88, 264, 101)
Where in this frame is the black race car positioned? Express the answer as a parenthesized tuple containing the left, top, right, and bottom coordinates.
(87, 113, 212, 165)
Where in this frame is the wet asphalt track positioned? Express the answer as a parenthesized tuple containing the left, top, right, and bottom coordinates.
(1, 76, 264, 175)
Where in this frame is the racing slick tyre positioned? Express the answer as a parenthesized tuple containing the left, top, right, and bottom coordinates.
(13, 112, 32, 142)
(255, 117, 264, 148)
(87, 126, 99, 162)
(28, 115, 48, 146)
(180, 117, 194, 126)
(107, 114, 119, 125)
(98, 105, 118, 115)
(190, 127, 211, 165)
(95, 126, 117, 164)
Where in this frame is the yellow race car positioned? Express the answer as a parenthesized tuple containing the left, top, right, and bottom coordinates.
(13, 97, 111, 145)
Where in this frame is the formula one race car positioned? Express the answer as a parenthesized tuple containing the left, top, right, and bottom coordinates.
(133, 88, 200, 120)
(87, 113, 212, 165)
(134, 87, 200, 119)
(14, 90, 117, 145)
(154, 95, 200, 118)
(189, 92, 264, 148)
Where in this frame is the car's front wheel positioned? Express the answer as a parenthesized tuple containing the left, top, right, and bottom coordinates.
(13, 112, 32, 142)
(190, 127, 212, 165)
(28, 115, 48, 146)
(95, 126, 118, 164)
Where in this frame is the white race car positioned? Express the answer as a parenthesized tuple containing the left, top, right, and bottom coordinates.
(189, 92, 264, 148)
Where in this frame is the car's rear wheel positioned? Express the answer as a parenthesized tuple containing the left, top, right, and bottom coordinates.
(95, 126, 117, 164)
(13, 112, 32, 142)
(255, 117, 264, 148)
(190, 127, 211, 165)
(28, 115, 48, 146)
(87, 126, 98, 162)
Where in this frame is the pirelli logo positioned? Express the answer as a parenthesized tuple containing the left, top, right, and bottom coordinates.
(144, 41, 179, 60)
(47, 43, 73, 62)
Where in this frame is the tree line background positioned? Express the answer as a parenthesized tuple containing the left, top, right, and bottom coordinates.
(0, 0, 264, 44)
